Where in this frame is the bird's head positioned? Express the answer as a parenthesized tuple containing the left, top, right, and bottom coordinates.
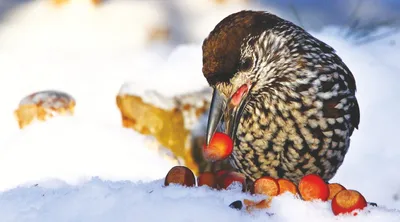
(202, 10, 303, 145)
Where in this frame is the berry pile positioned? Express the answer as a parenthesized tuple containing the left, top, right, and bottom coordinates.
(242, 174, 369, 216)
(164, 166, 246, 191)
(163, 132, 371, 217)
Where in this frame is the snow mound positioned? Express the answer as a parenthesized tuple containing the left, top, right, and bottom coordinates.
(118, 44, 209, 110)
(0, 116, 175, 192)
(0, 0, 169, 53)
(0, 178, 398, 222)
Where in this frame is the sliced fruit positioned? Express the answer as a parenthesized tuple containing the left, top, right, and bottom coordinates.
(243, 199, 263, 207)
(277, 178, 298, 195)
(203, 132, 233, 161)
(244, 198, 272, 212)
(298, 174, 329, 201)
(215, 169, 229, 178)
(197, 172, 217, 188)
(164, 166, 196, 187)
(218, 171, 247, 191)
(328, 183, 346, 200)
(331, 190, 368, 216)
(253, 176, 280, 197)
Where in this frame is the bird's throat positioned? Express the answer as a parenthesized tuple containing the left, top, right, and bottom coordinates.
(231, 84, 249, 107)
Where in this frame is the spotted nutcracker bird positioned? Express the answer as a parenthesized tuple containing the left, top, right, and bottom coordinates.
(202, 11, 360, 184)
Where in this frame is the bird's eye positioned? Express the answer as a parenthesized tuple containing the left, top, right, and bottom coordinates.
(239, 57, 253, 72)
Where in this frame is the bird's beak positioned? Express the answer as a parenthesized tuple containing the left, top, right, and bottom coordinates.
(206, 84, 251, 145)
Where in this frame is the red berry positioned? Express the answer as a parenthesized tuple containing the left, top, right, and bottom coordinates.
(331, 190, 367, 216)
(197, 172, 217, 188)
(217, 171, 247, 191)
(298, 174, 329, 201)
(253, 176, 280, 197)
(203, 132, 233, 161)
(328, 183, 347, 200)
(215, 169, 229, 178)
(277, 178, 298, 195)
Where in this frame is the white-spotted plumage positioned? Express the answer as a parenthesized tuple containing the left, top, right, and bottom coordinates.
(202, 10, 359, 184)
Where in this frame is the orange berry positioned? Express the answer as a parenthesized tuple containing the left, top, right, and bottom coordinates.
(244, 198, 272, 212)
(203, 132, 233, 161)
(197, 172, 217, 188)
(253, 176, 280, 197)
(217, 171, 247, 191)
(277, 178, 298, 195)
(298, 174, 329, 201)
(331, 190, 367, 216)
(328, 183, 346, 200)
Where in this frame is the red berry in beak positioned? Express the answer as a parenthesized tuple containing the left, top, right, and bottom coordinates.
(203, 132, 233, 161)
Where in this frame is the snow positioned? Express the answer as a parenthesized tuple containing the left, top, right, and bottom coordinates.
(169, 0, 274, 44)
(0, 116, 176, 192)
(118, 44, 209, 110)
(0, 0, 399, 221)
(0, 180, 399, 222)
(0, 0, 169, 53)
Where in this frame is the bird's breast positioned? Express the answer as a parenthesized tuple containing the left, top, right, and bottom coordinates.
(228, 99, 352, 183)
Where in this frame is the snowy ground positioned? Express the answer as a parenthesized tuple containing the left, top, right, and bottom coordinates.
(0, 0, 399, 221)
(1, 179, 400, 222)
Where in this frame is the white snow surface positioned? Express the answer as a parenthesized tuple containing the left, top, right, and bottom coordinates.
(0, 116, 175, 191)
(0, 0, 399, 221)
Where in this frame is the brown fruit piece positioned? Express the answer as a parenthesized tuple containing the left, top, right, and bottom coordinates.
(215, 169, 229, 178)
(328, 183, 347, 200)
(298, 174, 329, 201)
(164, 166, 196, 187)
(218, 171, 247, 191)
(331, 190, 368, 216)
(253, 176, 280, 197)
(197, 172, 217, 188)
(277, 178, 298, 195)
(244, 198, 272, 212)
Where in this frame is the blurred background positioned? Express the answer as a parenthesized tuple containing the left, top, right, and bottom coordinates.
(0, 0, 398, 52)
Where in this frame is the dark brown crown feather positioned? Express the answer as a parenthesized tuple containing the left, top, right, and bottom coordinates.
(202, 10, 282, 86)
